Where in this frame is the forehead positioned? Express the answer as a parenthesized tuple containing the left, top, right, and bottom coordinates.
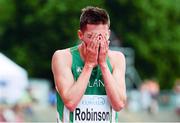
(84, 24, 109, 34)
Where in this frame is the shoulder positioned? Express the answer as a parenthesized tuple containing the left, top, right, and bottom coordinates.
(108, 50, 125, 59)
(108, 50, 126, 67)
(51, 48, 72, 67)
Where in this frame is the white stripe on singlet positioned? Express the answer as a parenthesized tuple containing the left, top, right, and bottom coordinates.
(56, 110, 62, 123)
(111, 108, 116, 122)
(63, 106, 70, 122)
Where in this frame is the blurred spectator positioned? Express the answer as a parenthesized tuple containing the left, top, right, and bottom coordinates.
(173, 79, 180, 116)
(140, 79, 160, 114)
(19, 87, 34, 116)
(48, 89, 57, 107)
(140, 83, 152, 111)
(1, 104, 24, 122)
(12, 104, 24, 122)
(127, 90, 141, 112)
(0, 107, 6, 122)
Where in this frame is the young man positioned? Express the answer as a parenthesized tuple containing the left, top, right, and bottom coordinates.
(52, 6, 126, 123)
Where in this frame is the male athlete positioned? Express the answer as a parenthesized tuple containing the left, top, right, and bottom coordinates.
(52, 6, 126, 123)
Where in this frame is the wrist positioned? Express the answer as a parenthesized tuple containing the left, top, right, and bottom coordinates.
(99, 63, 108, 69)
(84, 63, 94, 69)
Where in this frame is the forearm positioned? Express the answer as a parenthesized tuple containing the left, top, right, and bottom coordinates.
(100, 64, 126, 111)
(64, 64, 93, 111)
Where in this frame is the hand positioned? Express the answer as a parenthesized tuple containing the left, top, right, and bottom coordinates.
(84, 33, 99, 68)
(98, 34, 109, 67)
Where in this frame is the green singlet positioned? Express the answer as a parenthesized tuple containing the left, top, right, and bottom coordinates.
(56, 45, 118, 123)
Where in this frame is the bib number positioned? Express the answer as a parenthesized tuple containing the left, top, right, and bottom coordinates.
(73, 95, 111, 123)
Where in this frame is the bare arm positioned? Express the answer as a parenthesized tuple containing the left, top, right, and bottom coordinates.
(52, 34, 99, 112)
(98, 35, 126, 111)
(100, 52, 127, 111)
(52, 50, 93, 112)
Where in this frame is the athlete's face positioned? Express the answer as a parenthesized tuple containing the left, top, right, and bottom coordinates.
(78, 24, 110, 45)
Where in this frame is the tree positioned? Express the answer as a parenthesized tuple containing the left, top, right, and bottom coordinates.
(0, 0, 104, 83)
(105, 0, 180, 89)
(0, 0, 179, 89)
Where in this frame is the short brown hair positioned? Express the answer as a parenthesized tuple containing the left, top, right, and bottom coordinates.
(80, 6, 110, 31)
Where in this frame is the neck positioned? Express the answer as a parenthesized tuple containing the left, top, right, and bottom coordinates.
(78, 43, 86, 62)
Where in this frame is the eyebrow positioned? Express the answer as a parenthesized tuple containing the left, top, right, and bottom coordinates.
(86, 32, 92, 35)
(86, 33, 92, 37)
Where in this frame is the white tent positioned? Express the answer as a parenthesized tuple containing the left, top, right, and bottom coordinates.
(0, 52, 28, 104)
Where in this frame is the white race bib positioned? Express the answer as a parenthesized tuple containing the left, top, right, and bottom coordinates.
(73, 95, 111, 123)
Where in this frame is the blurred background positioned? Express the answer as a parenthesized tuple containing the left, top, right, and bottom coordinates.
(0, 0, 180, 122)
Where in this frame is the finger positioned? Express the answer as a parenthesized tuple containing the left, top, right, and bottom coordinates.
(95, 37, 100, 54)
(94, 40, 99, 50)
(95, 42, 100, 54)
(91, 33, 97, 45)
(108, 40, 110, 45)
(100, 41, 103, 49)
(96, 43, 100, 50)
(88, 40, 94, 48)
(91, 40, 96, 49)
(91, 33, 97, 42)
(94, 33, 100, 46)
(90, 32, 97, 43)
(82, 42, 86, 55)
(93, 33, 98, 47)
(105, 40, 109, 48)
(105, 33, 110, 40)
(103, 41, 108, 53)
(102, 34, 108, 43)
(103, 43, 106, 52)
(102, 35, 109, 48)
(82, 42, 86, 48)
(99, 42, 104, 54)
(102, 40, 106, 48)
(89, 36, 98, 50)
(105, 44, 108, 52)
(86, 33, 94, 48)
(92, 34, 99, 49)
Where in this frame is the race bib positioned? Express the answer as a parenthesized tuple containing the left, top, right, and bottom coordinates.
(73, 95, 111, 123)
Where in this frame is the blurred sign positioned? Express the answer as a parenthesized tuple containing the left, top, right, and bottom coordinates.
(29, 78, 50, 105)
(0, 53, 28, 104)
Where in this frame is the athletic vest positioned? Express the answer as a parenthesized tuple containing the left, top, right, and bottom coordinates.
(56, 45, 118, 123)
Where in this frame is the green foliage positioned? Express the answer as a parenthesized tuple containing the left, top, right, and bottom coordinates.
(106, 0, 180, 89)
(0, 0, 179, 89)
(0, 0, 104, 81)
